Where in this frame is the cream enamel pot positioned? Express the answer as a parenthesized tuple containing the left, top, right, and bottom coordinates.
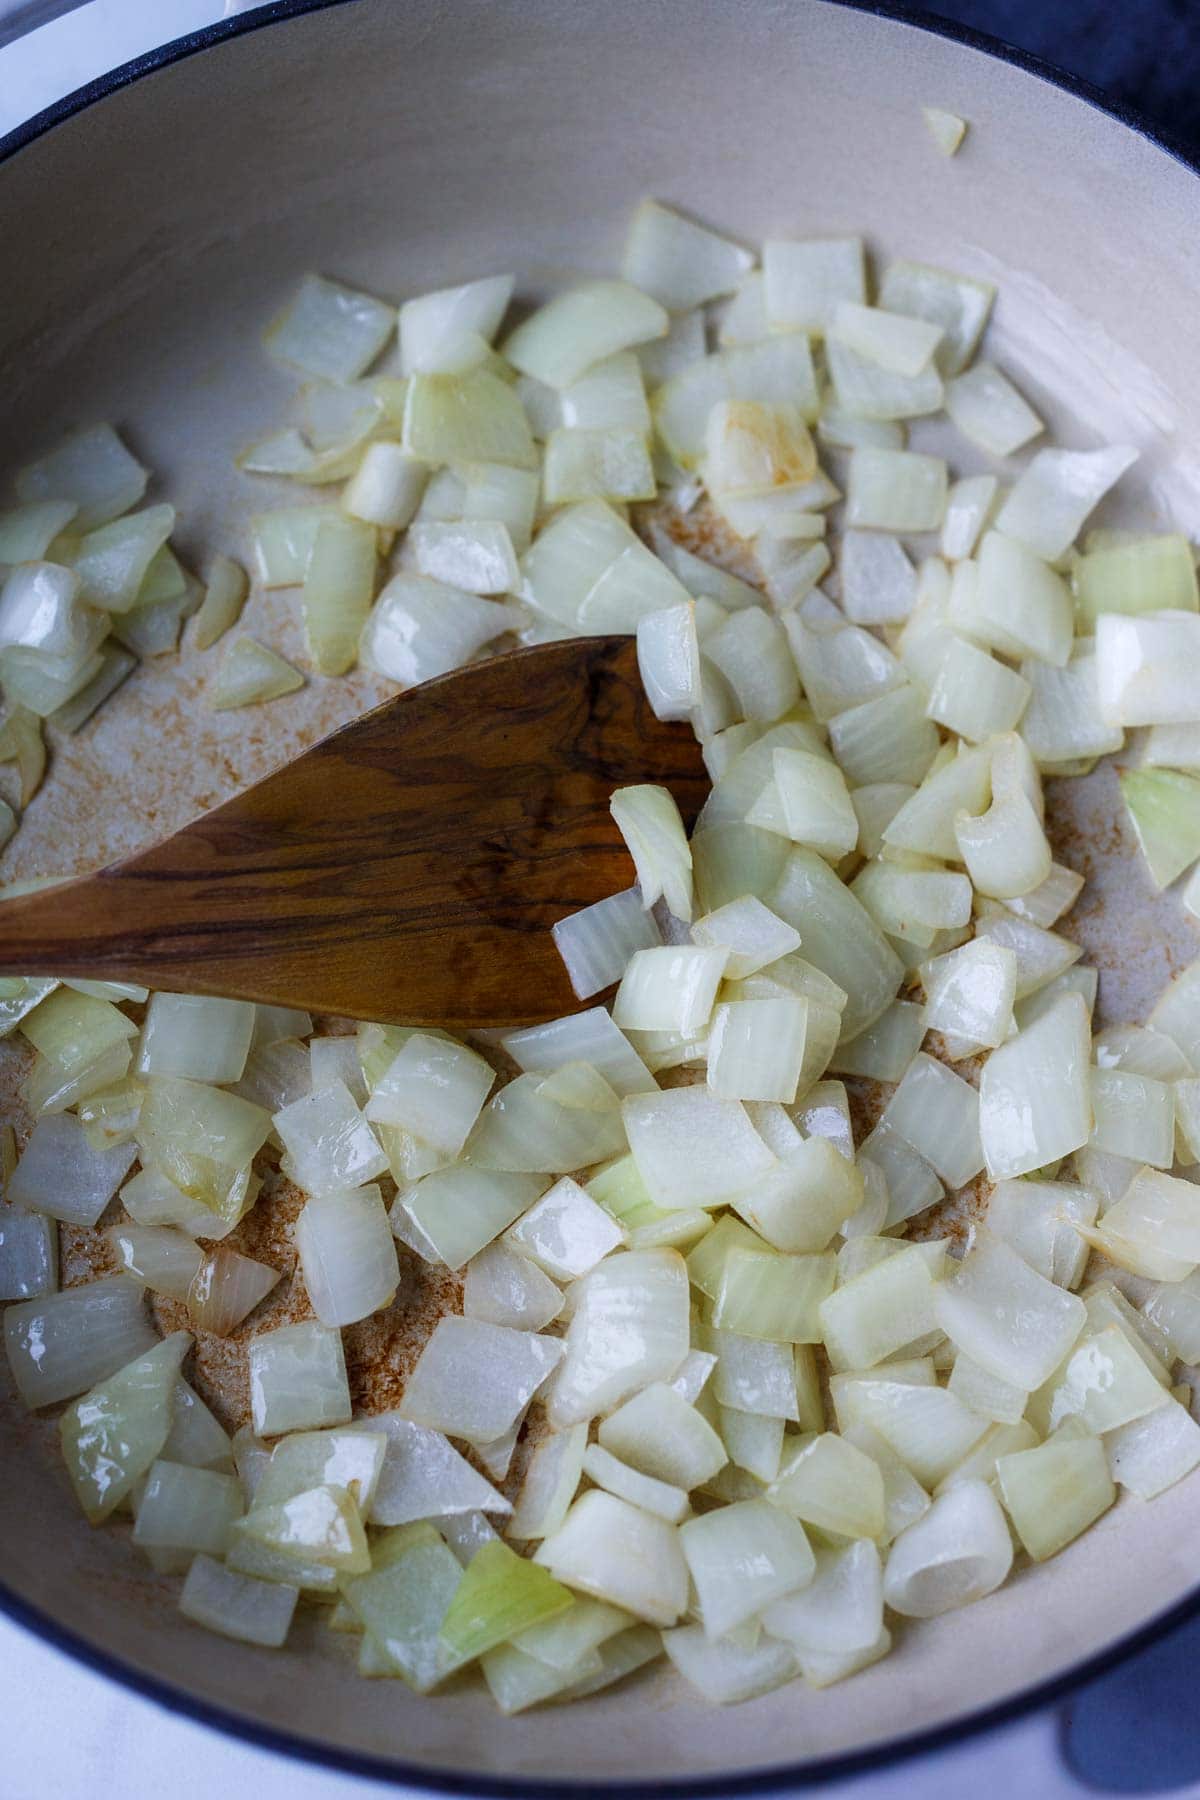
(3, 0, 1200, 1790)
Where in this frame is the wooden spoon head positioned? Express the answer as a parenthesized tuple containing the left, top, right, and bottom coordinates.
(0, 637, 708, 1026)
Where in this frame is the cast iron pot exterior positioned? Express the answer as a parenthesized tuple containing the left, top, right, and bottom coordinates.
(2, 1, 1200, 1790)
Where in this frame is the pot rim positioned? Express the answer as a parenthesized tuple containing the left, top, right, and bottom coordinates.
(2, 0, 1198, 1789)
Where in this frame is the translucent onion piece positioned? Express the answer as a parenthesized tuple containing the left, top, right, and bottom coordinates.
(399, 274, 514, 374)
(508, 1424, 588, 1540)
(882, 1480, 1012, 1617)
(880, 1053, 983, 1188)
(16, 423, 147, 531)
(107, 1223, 204, 1299)
(986, 1179, 1097, 1290)
(663, 1625, 798, 1705)
(0, 498, 77, 561)
(264, 273, 393, 381)
(1075, 533, 1198, 628)
(680, 1498, 814, 1639)
(210, 636, 304, 710)
(828, 687, 938, 791)
(504, 281, 667, 391)
(830, 1376, 987, 1488)
(467, 1074, 625, 1173)
(1032, 1325, 1170, 1436)
(295, 1185, 399, 1329)
(359, 1412, 510, 1525)
(996, 445, 1138, 563)
(782, 610, 904, 725)
(360, 571, 523, 686)
(636, 601, 701, 721)
(920, 940, 1015, 1053)
(506, 1176, 624, 1280)
(654, 337, 819, 469)
(1089, 1067, 1174, 1167)
(941, 475, 999, 562)
(946, 1353, 1028, 1427)
(439, 1537, 572, 1663)
(831, 302, 943, 378)
(995, 1430, 1114, 1561)
(502, 1006, 656, 1099)
(137, 994, 255, 1086)
(161, 1379, 234, 1471)
(935, 1229, 1087, 1391)
(59, 1331, 190, 1520)
(1142, 1270, 1200, 1363)
(249, 504, 341, 587)
(819, 1245, 939, 1373)
(548, 1248, 689, 1427)
(878, 260, 995, 376)
(763, 237, 865, 333)
(708, 1325, 799, 1422)
(704, 609, 799, 726)
(599, 1382, 728, 1491)
(768, 849, 903, 1044)
(534, 1490, 688, 1627)
(691, 897, 800, 979)
(974, 911, 1081, 1002)
(400, 1315, 563, 1442)
(979, 994, 1093, 1179)
(237, 1482, 370, 1573)
(340, 1523, 464, 1690)
(610, 784, 694, 922)
(437, 1511, 502, 1566)
(272, 1079, 388, 1198)
(191, 553, 248, 650)
(622, 1086, 777, 1209)
(134, 1459, 244, 1553)
(10, 1112, 136, 1226)
(1097, 1167, 1200, 1269)
(927, 636, 1030, 742)
(551, 887, 663, 1001)
(180, 1554, 297, 1648)
(247, 1320, 351, 1437)
(622, 201, 753, 310)
(719, 1405, 784, 1482)
(0, 703, 45, 806)
(0, 1202, 57, 1300)
(1106, 1398, 1200, 1499)
(21, 986, 136, 1076)
(713, 1247, 835, 1343)
(1120, 767, 1200, 889)
(845, 448, 947, 532)
(463, 1242, 563, 1331)
(364, 1032, 493, 1156)
(944, 362, 1042, 456)
(762, 1540, 883, 1658)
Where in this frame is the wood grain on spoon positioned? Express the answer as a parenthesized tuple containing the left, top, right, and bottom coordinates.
(0, 637, 708, 1026)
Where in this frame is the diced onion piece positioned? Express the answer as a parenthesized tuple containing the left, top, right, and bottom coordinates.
(974, 529, 1074, 666)
(663, 1624, 797, 1705)
(106, 1223, 203, 1299)
(534, 1490, 688, 1627)
(1119, 767, 1200, 889)
(237, 1481, 370, 1573)
(1032, 1325, 1170, 1435)
(73, 503, 175, 614)
(768, 849, 903, 1043)
(137, 994, 255, 1086)
(878, 260, 995, 377)
(9, 1112, 136, 1227)
(880, 1053, 983, 1188)
(464, 1243, 563, 1331)
(610, 784, 694, 922)
(294, 1185, 399, 1327)
(134, 1459, 244, 1553)
(438, 1537, 572, 1664)
(1075, 533, 1198, 627)
(547, 1248, 689, 1427)
(466, 1074, 625, 1172)
(653, 338, 819, 469)
(704, 400, 816, 497)
(1106, 1398, 1200, 1498)
(353, 1411, 509, 1526)
(940, 475, 999, 562)
(0, 703, 45, 806)
(831, 303, 942, 378)
(398, 274, 513, 373)
(768, 1433, 885, 1540)
(210, 636, 304, 710)
(582, 1444, 688, 1523)
(980, 993, 1092, 1180)
(501, 1007, 655, 1101)
(273, 1079, 387, 1197)
(704, 608, 799, 726)
(680, 1498, 814, 1638)
(1096, 1166, 1200, 1270)
(819, 1245, 938, 1372)
(974, 912, 1081, 1002)
(713, 1246, 834, 1343)
(1089, 1068, 1174, 1167)
(825, 336, 944, 423)
(248, 1320, 351, 1437)
(845, 448, 947, 532)
(404, 365, 537, 468)
(762, 1539, 883, 1657)
(364, 1032, 492, 1157)
(296, 515, 376, 675)
(341, 1521, 464, 1689)
(928, 636, 1031, 741)
(264, 273, 393, 381)
(622, 1086, 777, 1209)
(622, 201, 753, 310)
(829, 1000, 924, 1081)
(633, 600, 701, 723)
(706, 996, 809, 1103)
(362, 570, 524, 687)
(882, 1480, 1012, 1617)
(719, 1404, 783, 1481)
(1021, 644, 1123, 765)
(504, 281, 667, 391)
(839, 531, 916, 626)
(922, 106, 967, 156)
(944, 362, 1042, 456)
(690, 897, 800, 979)
(995, 1430, 1114, 1561)
(996, 444, 1137, 562)
(762, 237, 865, 333)
(180, 1554, 297, 1647)
(542, 428, 656, 504)
(935, 1229, 1086, 1390)
(884, 744, 991, 860)
(0, 1202, 57, 1300)
(59, 1330, 190, 1520)
(401, 1315, 562, 1442)
(955, 785, 1052, 900)
(598, 1384, 726, 1493)
(0, 498, 78, 561)
(831, 1376, 986, 1487)
(505, 1176, 624, 1280)
(920, 940, 1016, 1052)
(161, 1379, 234, 1471)
(16, 423, 147, 530)
(1149, 956, 1200, 1069)
(852, 862, 972, 947)
(946, 1352, 1029, 1426)
(190, 553, 248, 651)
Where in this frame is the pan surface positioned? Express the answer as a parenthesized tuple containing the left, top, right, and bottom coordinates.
(2, 0, 1200, 1789)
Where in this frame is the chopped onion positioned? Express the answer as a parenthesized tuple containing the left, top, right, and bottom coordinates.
(882, 1480, 1012, 1616)
(359, 1412, 510, 1526)
(361, 572, 524, 687)
(248, 1320, 351, 1438)
(927, 636, 1031, 742)
(609, 785, 694, 922)
(713, 1246, 834, 1343)
(273, 1079, 388, 1196)
(1106, 1398, 1200, 1498)
(191, 554, 248, 650)
(363, 1032, 492, 1157)
(768, 849, 903, 1043)
(504, 281, 667, 391)
(768, 1432, 885, 1540)
(845, 448, 947, 533)
(401, 1315, 562, 1441)
(534, 1489, 687, 1627)
(547, 1248, 688, 1427)
(161, 1379, 233, 1471)
(137, 994, 255, 1086)
(831, 1376, 987, 1487)
(878, 260, 995, 376)
(237, 1481, 370, 1574)
(134, 1459, 243, 1554)
(58, 1330, 190, 1520)
(10, 1112, 136, 1226)
(622, 1086, 776, 1209)
(996, 445, 1137, 563)
(210, 636, 304, 710)
(464, 1242, 563, 1331)
(636, 601, 701, 722)
(0, 1201, 57, 1300)
(944, 362, 1042, 455)
(399, 274, 513, 374)
(879, 1054, 983, 1188)
(935, 1230, 1086, 1390)
(552, 887, 663, 1001)
(979, 994, 1092, 1179)
(1032, 1324, 1170, 1435)
(466, 1074, 625, 1172)
(16, 423, 147, 530)
(264, 274, 393, 381)
(107, 1223, 204, 1299)
(819, 1244, 939, 1372)
(680, 1498, 814, 1638)
(996, 1429, 1114, 1561)
(763, 238, 865, 333)
(404, 366, 537, 469)
(341, 1522, 464, 1690)
(654, 338, 819, 469)
(783, 610, 905, 724)
(1019, 643, 1119, 764)
(506, 1176, 624, 1280)
(294, 1185, 398, 1326)
(719, 1405, 784, 1482)
(622, 201, 753, 310)
(1075, 532, 1198, 628)
(180, 1554, 297, 1648)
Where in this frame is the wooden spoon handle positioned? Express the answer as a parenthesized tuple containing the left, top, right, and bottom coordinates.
(0, 638, 707, 1026)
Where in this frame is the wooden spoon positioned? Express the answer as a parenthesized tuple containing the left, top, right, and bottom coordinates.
(0, 636, 708, 1027)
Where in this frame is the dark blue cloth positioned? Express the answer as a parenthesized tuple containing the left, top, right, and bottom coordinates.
(930, 0, 1200, 160)
(924, 4, 1200, 1789)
